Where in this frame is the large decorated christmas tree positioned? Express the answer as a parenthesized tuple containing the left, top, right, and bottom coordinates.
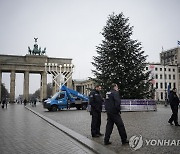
(92, 13, 153, 99)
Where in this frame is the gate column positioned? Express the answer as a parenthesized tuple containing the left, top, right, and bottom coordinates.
(23, 71, 29, 101)
(52, 76, 56, 94)
(67, 76, 72, 89)
(10, 70, 16, 103)
(40, 72, 47, 101)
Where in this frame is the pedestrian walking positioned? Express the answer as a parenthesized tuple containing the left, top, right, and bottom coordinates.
(1, 99, 7, 109)
(2, 99, 5, 108)
(89, 85, 104, 137)
(29, 100, 32, 105)
(104, 83, 128, 145)
(168, 88, 180, 126)
(24, 99, 27, 106)
(34, 100, 36, 107)
(5, 100, 7, 108)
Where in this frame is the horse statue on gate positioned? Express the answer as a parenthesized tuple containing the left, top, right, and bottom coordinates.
(28, 38, 46, 55)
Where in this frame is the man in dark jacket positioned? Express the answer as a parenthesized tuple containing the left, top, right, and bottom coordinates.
(89, 85, 104, 137)
(104, 83, 128, 145)
(2, 99, 5, 108)
(168, 88, 180, 126)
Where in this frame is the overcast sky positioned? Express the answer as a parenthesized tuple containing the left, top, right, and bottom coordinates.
(0, 0, 180, 96)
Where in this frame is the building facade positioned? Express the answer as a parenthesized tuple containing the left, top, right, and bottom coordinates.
(73, 79, 95, 96)
(160, 47, 180, 96)
(160, 47, 180, 65)
(145, 63, 178, 101)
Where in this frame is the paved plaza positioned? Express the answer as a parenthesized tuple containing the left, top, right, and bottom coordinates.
(0, 104, 95, 154)
(29, 103, 180, 154)
(1, 103, 180, 154)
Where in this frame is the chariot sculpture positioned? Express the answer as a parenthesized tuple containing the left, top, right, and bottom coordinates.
(28, 38, 46, 55)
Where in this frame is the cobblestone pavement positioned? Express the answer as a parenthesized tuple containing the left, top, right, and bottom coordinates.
(0, 104, 95, 154)
(30, 103, 180, 154)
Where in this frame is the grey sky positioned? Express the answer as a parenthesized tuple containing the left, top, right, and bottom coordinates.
(0, 0, 180, 96)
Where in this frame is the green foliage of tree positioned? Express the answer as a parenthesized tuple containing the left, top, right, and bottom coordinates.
(1, 83, 10, 100)
(92, 13, 153, 99)
(30, 83, 53, 100)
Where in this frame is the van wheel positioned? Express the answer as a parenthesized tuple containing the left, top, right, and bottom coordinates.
(51, 105, 58, 112)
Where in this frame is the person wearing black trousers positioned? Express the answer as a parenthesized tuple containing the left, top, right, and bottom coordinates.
(89, 85, 104, 137)
(168, 88, 180, 126)
(104, 83, 128, 145)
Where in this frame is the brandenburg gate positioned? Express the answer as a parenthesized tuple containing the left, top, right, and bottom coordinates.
(0, 39, 72, 102)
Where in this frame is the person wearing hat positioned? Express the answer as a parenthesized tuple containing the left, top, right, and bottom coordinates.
(89, 85, 104, 137)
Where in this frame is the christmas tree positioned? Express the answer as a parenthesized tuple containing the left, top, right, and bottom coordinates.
(92, 13, 153, 99)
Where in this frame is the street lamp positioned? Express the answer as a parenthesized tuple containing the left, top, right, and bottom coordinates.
(162, 51, 167, 106)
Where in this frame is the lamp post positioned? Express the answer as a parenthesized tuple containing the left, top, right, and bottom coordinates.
(162, 51, 167, 106)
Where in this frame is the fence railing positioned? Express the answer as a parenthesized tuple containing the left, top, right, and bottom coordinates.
(88, 99, 157, 112)
(120, 99, 157, 111)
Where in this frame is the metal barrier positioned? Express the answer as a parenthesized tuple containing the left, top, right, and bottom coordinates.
(87, 99, 157, 112)
(121, 99, 157, 111)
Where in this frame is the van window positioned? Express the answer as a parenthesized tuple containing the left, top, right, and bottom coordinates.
(56, 93, 65, 100)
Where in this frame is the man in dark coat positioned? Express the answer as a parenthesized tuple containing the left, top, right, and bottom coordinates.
(89, 85, 104, 137)
(168, 88, 180, 126)
(24, 99, 27, 106)
(104, 83, 128, 145)
(2, 99, 5, 108)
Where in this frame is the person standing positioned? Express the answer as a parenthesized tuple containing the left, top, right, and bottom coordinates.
(104, 83, 128, 145)
(34, 99, 36, 107)
(24, 99, 27, 106)
(2, 99, 5, 108)
(89, 85, 104, 137)
(5, 99, 7, 108)
(168, 88, 180, 126)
